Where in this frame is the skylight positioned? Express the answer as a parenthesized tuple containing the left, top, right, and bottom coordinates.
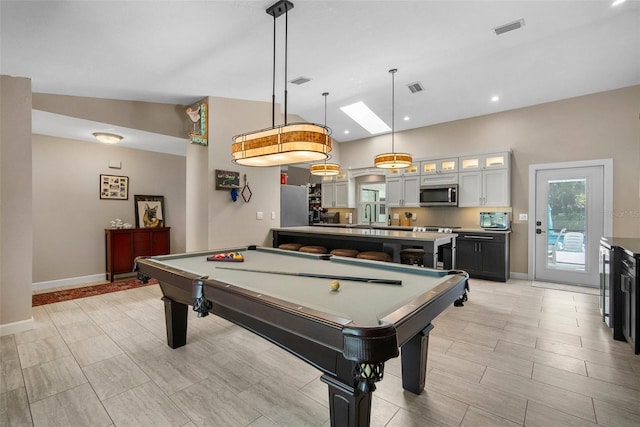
(340, 102, 391, 134)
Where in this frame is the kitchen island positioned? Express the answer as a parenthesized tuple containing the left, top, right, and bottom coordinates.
(272, 226, 457, 269)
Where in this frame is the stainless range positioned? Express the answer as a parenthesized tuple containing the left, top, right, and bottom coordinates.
(413, 226, 461, 234)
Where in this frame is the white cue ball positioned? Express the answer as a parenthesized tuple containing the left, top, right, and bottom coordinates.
(330, 280, 340, 291)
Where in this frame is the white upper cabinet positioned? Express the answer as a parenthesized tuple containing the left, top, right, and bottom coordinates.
(386, 174, 420, 207)
(420, 158, 458, 186)
(458, 151, 510, 207)
(459, 152, 509, 171)
(321, 172, 354, 208)
(420, 158, 458, 175)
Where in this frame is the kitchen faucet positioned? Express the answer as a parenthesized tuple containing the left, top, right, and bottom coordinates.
(365, 203, 372, 225)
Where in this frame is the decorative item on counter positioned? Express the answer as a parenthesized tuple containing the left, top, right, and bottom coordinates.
(402, 212, 412, 226)
(388, 215, 391, 226)
(110, 219, 125, 229)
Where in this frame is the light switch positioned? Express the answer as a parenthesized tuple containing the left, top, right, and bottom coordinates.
(271, 211, 276, 220)
(519, 213, 528, 221)
(256, 211, 264, 220)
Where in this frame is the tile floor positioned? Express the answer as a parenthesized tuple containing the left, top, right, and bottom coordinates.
(2, 278, 639, 426)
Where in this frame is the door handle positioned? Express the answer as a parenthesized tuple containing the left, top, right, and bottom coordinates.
(536, 229, 545, 234)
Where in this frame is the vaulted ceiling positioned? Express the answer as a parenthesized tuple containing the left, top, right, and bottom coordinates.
(2, 0, 638, 154)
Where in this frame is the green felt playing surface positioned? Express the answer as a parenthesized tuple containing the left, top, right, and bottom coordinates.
(149, 247, 457, 326)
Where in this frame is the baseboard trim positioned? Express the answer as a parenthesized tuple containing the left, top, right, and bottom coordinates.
(0, 317, 34, 336)
(510, 272, 528, 280)
(33, 273, 107, 292)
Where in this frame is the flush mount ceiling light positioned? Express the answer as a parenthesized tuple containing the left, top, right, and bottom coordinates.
(310, 92, 340, 176)
(231, 0, 331, 167)
(374, 69, 413, 169)
(92, 132, 123, 144)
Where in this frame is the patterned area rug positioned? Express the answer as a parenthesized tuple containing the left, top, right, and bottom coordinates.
(32, 278, 158, 306)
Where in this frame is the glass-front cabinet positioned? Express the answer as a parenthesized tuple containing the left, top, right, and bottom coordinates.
(420, 158, 459, 186)
(458, 151, 510, 207)
(421, 158, 458, 175)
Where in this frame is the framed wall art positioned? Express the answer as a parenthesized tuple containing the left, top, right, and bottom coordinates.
(134, 195, 165, 228)
(186, 101, 208, 146)
(100, 174, 129, 200)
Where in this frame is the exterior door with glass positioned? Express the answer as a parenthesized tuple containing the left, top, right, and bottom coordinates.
(534, 166, 604, 287)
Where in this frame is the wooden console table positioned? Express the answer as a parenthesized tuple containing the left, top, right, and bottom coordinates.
(105, 227, 170, 281)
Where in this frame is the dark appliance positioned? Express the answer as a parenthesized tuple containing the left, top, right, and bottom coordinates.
(321, 212, 340, 224)
(419, 184, 458, 207)
(617, 247, 639, 354)
(599, 237, 614, 327)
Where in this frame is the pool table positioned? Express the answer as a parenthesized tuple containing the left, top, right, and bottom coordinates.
(135, 246, 469, 427)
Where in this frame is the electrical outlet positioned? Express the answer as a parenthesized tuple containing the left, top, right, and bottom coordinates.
(256, 211, 264, 220)
(519, 213, 528, 221)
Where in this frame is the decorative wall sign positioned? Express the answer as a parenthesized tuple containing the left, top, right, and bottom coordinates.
(134, 195, 165, 228)
(100, 174, 129, 200)
(215, 170, 240, 190)
(186, 101, 208, 146)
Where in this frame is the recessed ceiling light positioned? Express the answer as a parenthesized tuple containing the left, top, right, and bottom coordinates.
(340, 101, 391, 134)
(612, 0, 626, 6)
(491, 95, 500, 102)
(403, 116, 410, 121)
(344, 130, 350, 134)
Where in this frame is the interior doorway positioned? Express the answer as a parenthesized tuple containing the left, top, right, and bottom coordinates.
(528, 160, 612, 287)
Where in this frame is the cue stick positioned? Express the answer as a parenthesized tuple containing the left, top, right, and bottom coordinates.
(214, 266, 402, 285)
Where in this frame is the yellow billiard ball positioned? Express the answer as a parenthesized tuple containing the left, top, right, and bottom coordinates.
(330, 280, 340, 292)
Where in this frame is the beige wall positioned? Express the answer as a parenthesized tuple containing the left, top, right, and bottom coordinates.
(339, 85, 640, 274)
(33, 94, 188, 139)
(32, 135, 187, 282)
(0, 75, 33, 333)
(206, 96, 281, 249)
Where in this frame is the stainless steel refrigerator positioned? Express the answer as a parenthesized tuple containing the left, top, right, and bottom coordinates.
(280, 185, 309, 227)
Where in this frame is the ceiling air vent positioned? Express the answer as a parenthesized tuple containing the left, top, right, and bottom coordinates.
(407, 82, 424, 94)
(289, 76, 312, 85)
(493, 18, 525, 35)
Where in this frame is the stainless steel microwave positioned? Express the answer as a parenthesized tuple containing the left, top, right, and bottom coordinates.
(419, 184, 458, 207)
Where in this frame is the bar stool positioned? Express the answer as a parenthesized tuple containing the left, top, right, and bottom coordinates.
(299, 245, 328, 254)
(356, 251, 392, 262)
(278, 243, 303, 251)
(330, 248, 360, 258)
(400, 248, 425, 266)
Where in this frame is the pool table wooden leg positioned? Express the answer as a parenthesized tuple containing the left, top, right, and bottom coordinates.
(321, 374, 372, 427)
(400, 324, 434, 394)
(162, 296, 188, 349)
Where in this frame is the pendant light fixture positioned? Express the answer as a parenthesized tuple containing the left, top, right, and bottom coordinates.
(231, 0, 332, 167)
(374, 68, 412, 169)
(310, 92, 340, 176)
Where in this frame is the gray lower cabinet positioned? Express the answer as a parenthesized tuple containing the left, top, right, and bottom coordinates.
(455, 231, 510, 282)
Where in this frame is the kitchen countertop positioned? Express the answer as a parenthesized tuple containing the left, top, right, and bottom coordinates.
(602, 237, 640, 257)
(310, 224, 511, 234)
(273, 226, 457, 243)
